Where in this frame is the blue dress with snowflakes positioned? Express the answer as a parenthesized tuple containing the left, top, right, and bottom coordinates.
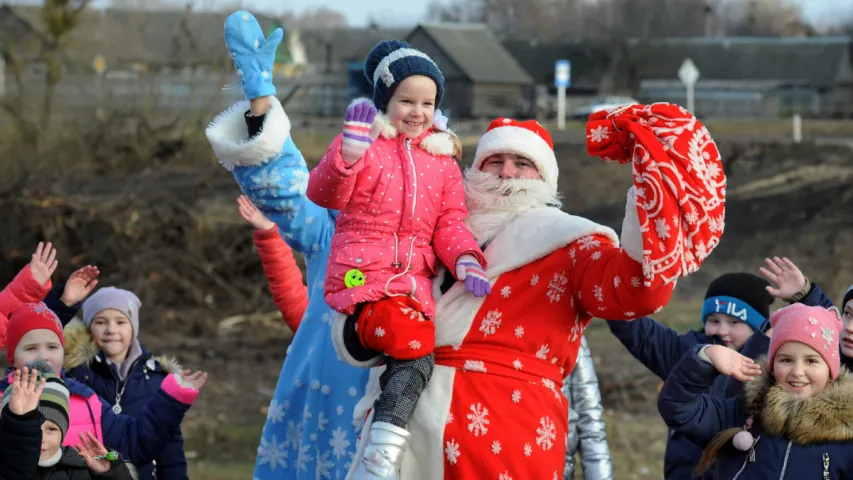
(205, 97, 369, 479)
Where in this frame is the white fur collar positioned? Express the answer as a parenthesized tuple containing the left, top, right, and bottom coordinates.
(483, 207, 619, 278)
(432, 207, 619, 302)
(39, 448, 63, 467)
(348, 97, 457, 157)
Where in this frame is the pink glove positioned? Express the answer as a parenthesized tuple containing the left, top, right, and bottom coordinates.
(455, 254, 490, 297)
(341, 101, 377, 163)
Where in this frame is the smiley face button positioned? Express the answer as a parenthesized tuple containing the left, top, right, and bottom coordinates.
(344, 269, 366, 288)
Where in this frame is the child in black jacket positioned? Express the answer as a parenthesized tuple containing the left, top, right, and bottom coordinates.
(0, 362, 135, 480)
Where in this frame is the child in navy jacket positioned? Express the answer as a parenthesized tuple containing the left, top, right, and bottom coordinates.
(659, 304, 853, 479)
(62, 288, 188, 480)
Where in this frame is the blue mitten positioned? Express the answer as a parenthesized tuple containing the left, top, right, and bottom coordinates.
(224, 10, 283, 100)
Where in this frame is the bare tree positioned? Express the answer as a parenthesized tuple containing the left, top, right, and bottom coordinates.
(40, 0, 92, 130)
(424, 0, 814, 40)
(718, 0, 812, 36)
(426, 0, 487, 23)
(296, 7, 347, 28)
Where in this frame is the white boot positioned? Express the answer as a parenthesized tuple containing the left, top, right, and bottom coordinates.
(352, 422, 411, 480)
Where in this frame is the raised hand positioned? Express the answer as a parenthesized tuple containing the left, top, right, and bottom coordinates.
(29, 242, 58, 285)
(178, 370, 209, 391)
(224, 10, 283, 100)
(7, 367, 46, 416)
(759, 257, 808, 300)
(341, 101, 378, 164)
(237, 195, 275, 231)
(455, 254, 491, 297)
(61, 265, 100, 306)
(77, 431, 113, 474)
(704, 345, 762, 381)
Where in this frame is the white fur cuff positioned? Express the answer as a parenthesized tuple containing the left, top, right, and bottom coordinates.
(205, 96, 291, 171)
(331, 312, 384, 368)
(620, 186, 644, 263)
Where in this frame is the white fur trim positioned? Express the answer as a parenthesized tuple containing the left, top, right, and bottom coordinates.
(205, 96, 291, 171)
(432, 266, 449, 301)
(373, 48, 438, 87)
(620, 186, 644, 263)
(400, 364, 454, 478)
(473, 125, 559, 192)
(346, 408, 375, 480)
(348, 365, 453, 480)
(374, 110, 398, 139)
(420, 131, 456, 156)
(353, 367, 384, 421)
(435, 207, 618, 347)
(330, 312, 384, 368)
(348, 97, 453, 154)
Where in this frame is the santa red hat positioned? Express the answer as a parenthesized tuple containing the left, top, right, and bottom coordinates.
(6, 302, 64, 365)
(473, 118, 558, 193)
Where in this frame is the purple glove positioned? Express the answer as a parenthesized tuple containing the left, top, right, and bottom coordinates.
(455, 254, 490, 297)
(341, 101, 377, 163)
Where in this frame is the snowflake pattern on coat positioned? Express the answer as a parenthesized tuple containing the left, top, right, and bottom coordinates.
(209, 100, 368, 480)
(586, 103, 726, 287)
(433, 234, 673, 479)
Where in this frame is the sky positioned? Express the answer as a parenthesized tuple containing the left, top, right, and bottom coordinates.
(231, 0, 841, 28)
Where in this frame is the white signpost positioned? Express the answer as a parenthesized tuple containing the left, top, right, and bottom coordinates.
(555, 60, 571, 130)
(678, 58, 700, 114)
(0, 56, 5, 97)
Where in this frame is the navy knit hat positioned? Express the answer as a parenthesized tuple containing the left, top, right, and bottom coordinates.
(364, 40, 445, 112)
(700, 272, 773, 331)
(842, 285, 853, 311)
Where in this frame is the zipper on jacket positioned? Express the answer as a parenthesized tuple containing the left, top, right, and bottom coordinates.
(777, 441, 792, 480)
(732, 435, 760, 480)
(107, 356, 143, 414)
(823, 453, 831, 479)
(405, 138, 418, 223)
(404, 138, 418, 294)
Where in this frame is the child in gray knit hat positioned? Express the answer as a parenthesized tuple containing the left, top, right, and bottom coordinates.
(63, 287, 188, 480)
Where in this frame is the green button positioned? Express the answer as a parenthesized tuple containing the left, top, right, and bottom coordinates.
(344, 269, 365, 288)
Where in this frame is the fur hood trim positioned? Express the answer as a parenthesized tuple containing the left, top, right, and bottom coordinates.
(743, 357, 853, 443)
(347, 97, 458, 157)
(63, 318, 182, 373)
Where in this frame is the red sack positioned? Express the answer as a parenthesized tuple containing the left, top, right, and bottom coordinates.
(586, 103, 726, 287)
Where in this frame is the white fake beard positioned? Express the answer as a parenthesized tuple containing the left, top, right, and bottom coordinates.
(463, 168, 561, 244)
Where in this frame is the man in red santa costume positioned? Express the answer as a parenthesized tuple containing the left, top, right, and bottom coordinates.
(334, 104, 726, 480)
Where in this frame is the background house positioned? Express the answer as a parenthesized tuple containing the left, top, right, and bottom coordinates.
(503, 39, 634, 117)
(406, 23, 533, 118)
(627, 36, 853, 118)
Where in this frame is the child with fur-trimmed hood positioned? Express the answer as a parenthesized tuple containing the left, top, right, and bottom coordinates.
(304, 39, 490, 477)
(659, 304, 853, 478)
(63, 288, 188, 480)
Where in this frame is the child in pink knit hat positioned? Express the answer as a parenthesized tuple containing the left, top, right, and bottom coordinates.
(658, 304, 853, 478)
(766, 303, 842, 389)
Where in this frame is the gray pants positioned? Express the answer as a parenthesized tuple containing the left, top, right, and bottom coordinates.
(373, 354, 435, 427)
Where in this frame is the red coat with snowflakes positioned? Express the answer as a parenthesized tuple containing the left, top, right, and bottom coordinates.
(341, 103, 725, 480)
(348, 207, 674, 480)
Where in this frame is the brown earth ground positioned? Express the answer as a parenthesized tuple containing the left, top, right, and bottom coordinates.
(1, 117, 852, 479)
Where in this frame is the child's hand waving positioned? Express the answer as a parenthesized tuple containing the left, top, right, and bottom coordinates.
(29, 242, 58, 285)
(237, 195, 275, 231)
(7, 367, 46, 416)
(703, 345, 762, 381)
(341, 101, 377, 164)
(77, 431, 114, 474)
(759, 256, 808, 300)
(61, 265, 100, 306)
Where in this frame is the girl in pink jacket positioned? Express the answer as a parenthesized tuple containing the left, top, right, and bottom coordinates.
(306, 40, 489, 478)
